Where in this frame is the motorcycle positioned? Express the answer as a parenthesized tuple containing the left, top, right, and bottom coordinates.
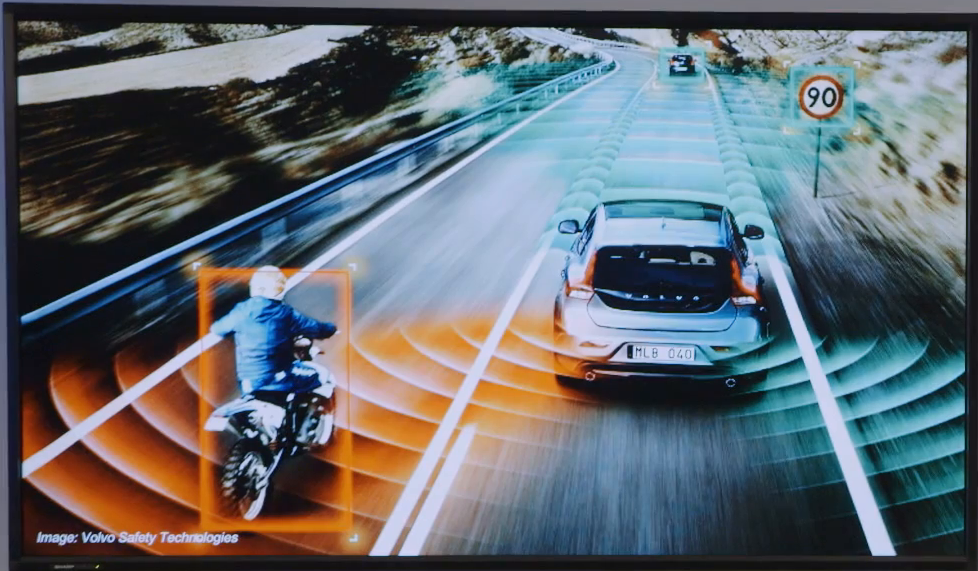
(204, 336, 337, 521)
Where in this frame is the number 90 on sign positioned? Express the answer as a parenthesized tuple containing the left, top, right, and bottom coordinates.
(798, 74, 845, 120)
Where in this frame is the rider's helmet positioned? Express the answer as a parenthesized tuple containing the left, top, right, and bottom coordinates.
(250, 265, 287, 301)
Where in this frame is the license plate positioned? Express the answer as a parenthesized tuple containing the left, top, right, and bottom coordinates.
(625, 344, 696, 363)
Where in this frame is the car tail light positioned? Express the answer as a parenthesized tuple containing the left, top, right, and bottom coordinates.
(565, 248, 598, 301)
(730, 258, 761, 306)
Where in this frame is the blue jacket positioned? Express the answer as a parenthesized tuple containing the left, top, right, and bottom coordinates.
(210, 296, 337, 389)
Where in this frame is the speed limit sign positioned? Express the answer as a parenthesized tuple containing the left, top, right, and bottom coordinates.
(786, 66, 855, 198)
(798, 75, 844, 119)
(787, 66, 854, 128)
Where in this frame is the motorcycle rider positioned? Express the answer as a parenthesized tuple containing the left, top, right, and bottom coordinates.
(209, 265, 338, 402)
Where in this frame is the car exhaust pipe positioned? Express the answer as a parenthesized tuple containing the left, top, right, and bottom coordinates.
(725, 378, 737, 388)
(584, 371, 597, 382)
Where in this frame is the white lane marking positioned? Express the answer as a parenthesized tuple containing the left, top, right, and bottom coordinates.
(764, 252, 896, 556)
(22, 63, 621, 479)
(705, 69, 724, 110)
(22, 334, 221, 477)
(370, 239, 552, 555)
(708, 64, 894, 554)
(398, 424, 478, 556)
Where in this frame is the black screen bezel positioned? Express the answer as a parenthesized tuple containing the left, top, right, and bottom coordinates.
(3, 3, 976, 571)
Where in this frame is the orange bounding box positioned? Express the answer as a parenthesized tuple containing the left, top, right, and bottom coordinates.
(197, 267, 353, 533)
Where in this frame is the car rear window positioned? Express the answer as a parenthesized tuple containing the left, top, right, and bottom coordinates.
(603, 202, 721, 221)
(592, 246, 731, 312)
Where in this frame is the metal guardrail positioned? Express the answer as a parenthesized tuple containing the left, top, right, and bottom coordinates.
(21, 48, 617, 345)
(543, 32, 787, 80)
(709, 65, 788, 81)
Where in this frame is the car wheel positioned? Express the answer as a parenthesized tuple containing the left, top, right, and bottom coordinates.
(721, 371, 767, 393)
(743, 370, 768, 384)
(553, 352, 585, 387)
(555, 374, 580, 386)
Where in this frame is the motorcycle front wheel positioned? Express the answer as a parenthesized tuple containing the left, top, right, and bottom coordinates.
(220, 440, 270, 521)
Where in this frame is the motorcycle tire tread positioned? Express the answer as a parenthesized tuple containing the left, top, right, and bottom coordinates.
(220, 439, 271, 521)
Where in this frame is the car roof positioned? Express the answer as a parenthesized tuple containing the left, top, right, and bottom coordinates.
(596, 200, 729, 249)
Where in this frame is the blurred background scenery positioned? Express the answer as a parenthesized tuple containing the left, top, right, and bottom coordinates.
(15, 22, 967, 558)
(612, 28, 967, 349)
(17, 23, 598, 311)
(17, 25, 966, 345)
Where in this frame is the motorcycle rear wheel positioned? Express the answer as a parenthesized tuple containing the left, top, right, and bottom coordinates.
(305, 394, 336, 448)
(220, 440, 270, 521)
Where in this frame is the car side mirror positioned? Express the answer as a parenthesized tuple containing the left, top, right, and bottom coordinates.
(743, 224, 765, 240)
(558, 220, 581, 234)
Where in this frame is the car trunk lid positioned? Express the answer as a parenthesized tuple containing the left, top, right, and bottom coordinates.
(586, 245, 737, 332)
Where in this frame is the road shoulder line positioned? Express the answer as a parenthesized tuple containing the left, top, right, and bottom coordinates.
(398, 424, 478, 556)
(706, 70, 895, 556)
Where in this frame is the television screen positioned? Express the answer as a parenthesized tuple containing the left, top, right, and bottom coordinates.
(7, 5, 971, 567)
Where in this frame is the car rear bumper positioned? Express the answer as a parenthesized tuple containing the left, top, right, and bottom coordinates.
(552, 351, 758, 382)
(553, 295, 769, 381)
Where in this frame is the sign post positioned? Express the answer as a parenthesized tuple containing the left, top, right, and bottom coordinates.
(798, 73, 845, 198)
(787, 67, 855, 198)
(813, 126, 822, 198)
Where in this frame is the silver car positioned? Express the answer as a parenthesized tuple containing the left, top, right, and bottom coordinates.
(553, 199, 770, 388)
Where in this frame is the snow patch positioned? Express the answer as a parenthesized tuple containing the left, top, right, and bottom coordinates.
(610, 28, 675, 48)
(18, 26, 363, 105)
(420, 74, 498, 124)
(846, 31, 892, 46)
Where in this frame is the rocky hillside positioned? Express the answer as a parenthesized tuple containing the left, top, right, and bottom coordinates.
(17, 25, 595, 310)
(608, 27, 967, 344)
(701, 29, 967, 344)
(16, 21, 302, 74)
(556, 27, 642, 45)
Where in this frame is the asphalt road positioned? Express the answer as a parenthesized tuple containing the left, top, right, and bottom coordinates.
(283, 47, 868, 556)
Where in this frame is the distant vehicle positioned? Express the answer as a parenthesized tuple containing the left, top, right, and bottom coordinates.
(669, 54, 697, 76)
(553, 200, 769, 388)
